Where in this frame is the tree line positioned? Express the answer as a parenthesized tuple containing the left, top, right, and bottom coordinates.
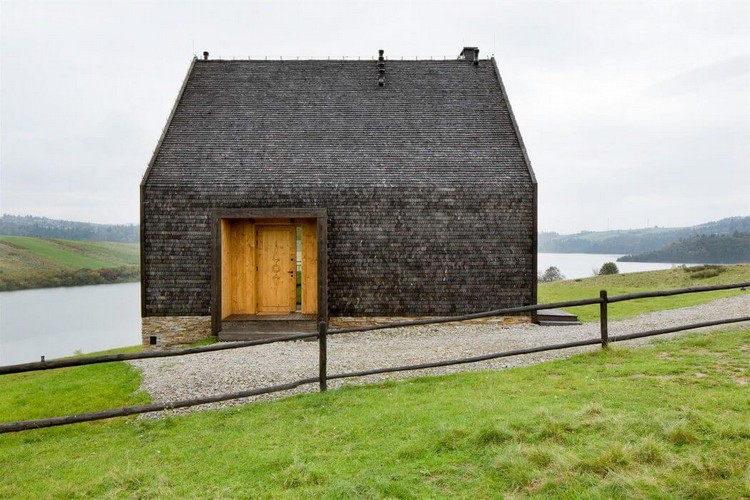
(0, 214, 139, 243)
(540, 216, 750, 254)
(618, 232, 750, 264)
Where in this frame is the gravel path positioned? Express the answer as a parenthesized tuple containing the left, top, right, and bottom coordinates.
(129, 295, 749, 415)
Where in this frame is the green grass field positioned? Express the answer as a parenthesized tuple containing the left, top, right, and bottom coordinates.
(0, 235, 139, 291)
(1, 328, 748, 497)
(538, 264, 750, 322)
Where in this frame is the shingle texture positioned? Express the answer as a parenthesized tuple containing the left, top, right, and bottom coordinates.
(142, 58, 536, 317)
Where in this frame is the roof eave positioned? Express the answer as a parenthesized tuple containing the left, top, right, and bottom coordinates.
(490, 57, 537, 186)
(140, 56, 198, 188)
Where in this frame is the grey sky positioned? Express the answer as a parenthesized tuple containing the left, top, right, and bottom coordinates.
(1, 0, 748, 233)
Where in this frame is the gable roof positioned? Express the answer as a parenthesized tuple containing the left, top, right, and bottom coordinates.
(143, 57, 536, 189)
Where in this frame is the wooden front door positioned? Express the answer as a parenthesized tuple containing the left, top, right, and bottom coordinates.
(256, 225, 296, 314)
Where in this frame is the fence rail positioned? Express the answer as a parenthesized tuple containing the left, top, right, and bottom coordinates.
(606, 281, 750, 303)
(0, 332, 319, 376)
(1, 281, 748, 434)
(0, 378, 319, 433)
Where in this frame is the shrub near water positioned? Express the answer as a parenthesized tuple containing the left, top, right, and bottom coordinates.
(598, 262, 619, 275)
(0, 265, 139, 291)
(539, 266, 565, 283)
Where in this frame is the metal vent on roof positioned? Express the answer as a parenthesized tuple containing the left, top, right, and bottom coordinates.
(377, 49, 385, 87)
(203, 51, 209, 60)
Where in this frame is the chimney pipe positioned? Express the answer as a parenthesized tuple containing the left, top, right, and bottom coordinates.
(203, 51, 209, 60)
(459, 47, 479, 65)
(377, 49, 385, 87)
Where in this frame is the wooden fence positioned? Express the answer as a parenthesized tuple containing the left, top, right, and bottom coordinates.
(1, 281, 748, 433)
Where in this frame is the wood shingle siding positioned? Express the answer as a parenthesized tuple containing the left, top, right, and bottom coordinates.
(142, 55, 537, 320)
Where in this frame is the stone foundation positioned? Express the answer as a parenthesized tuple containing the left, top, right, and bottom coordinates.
(142, 316, 212, 350)
(141, 314, 531, 349)
(329, 314, 531, 329)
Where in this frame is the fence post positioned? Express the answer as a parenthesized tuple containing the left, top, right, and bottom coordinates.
(599, 290, 609, 349)
(318, 321, 327, 392)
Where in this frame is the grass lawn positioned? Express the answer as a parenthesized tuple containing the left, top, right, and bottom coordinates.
(0, 235, 139, 290)
(1, 327, 748, 497)
(0, 345, 146, 421)
(538, 264, 750, 322)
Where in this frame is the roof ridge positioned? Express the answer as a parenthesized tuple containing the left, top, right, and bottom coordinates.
(194, 58, 493, 63)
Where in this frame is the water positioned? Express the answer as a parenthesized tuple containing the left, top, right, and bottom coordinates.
(0, 254, 699, 366)
(0, 282, 141, 366)
(538, 252, 693, 280)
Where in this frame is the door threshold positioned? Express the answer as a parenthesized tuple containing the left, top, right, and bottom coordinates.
(223, 313, 315, 322)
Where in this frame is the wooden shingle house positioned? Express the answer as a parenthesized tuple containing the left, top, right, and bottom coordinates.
(140, 47, 537, 347)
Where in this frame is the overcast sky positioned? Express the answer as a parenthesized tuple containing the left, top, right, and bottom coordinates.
(1, 0, 748, 233)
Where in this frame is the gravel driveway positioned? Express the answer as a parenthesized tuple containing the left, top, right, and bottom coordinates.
(129, 295, 749, 415)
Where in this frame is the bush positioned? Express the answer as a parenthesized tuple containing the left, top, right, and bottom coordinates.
(539, 266, 565, 283)
(598, 262, 619, 275)
(682, 265, 726, 279)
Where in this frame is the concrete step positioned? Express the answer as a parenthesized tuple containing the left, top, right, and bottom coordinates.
(218, 331, 314, 342)
(219, 318, 316, 341)
(221, 320, 316, 332)
(536, 307, 580, 325)
(537, 320, 582, 326)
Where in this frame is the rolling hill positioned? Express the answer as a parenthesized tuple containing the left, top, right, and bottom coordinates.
(0, 236, 139, 291)
(539, 216, 750, 254)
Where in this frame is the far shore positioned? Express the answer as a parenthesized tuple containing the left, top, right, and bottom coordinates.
(0, 266, 139, 292)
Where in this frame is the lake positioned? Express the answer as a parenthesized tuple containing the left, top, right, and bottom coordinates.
(538, 252, 686, 280)
(0, 282, 141, 366)
(0, 254, 692, 366)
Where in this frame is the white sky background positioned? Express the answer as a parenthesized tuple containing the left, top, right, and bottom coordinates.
(0, 0, 748, 234)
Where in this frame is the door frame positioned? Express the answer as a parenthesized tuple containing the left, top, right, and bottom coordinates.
(210, 208, 327, 335)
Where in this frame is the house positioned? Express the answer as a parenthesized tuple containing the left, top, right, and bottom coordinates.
(140, 47, 537, 348)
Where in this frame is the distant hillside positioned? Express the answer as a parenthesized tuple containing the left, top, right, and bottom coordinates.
(0, 235, 139, 291)
(539, 217, 750, 254)
(618, 232, 750, 264)
(0, 214, 139, 243)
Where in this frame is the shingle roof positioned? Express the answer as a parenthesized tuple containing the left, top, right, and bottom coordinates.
(144, 58, 535, 188)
